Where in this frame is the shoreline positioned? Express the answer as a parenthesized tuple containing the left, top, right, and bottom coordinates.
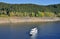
(0, 17, 60, 24)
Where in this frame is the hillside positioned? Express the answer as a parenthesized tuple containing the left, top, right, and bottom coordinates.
(0, 2, 60, 17)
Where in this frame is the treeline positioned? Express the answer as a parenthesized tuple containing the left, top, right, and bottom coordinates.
(0, 2, 60, 17)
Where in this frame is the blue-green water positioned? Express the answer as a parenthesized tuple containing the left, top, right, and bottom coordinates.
(0, 22, 60, 39)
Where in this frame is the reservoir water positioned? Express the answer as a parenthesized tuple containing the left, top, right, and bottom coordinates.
(0, 22, 60, 39)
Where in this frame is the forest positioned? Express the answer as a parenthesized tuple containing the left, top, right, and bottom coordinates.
(0, 2, 60, 17)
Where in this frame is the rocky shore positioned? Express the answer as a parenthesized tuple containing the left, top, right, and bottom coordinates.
(0, 17, 60, 24)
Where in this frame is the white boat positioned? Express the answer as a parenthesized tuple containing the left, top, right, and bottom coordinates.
(30, 27, 38, 36)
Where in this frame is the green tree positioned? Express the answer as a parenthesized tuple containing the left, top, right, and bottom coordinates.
(31, 12, 35, 17)
(38, 11, 45, 17)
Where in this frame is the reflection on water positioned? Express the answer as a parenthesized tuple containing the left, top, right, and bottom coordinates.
(31, 36, 36, 39)
(30, 33, 38, 39)
(0, 22, 60, 39)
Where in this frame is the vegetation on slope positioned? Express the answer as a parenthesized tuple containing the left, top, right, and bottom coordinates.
(0, 2, 60, 17)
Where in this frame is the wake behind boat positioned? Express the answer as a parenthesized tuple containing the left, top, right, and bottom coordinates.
(30, 27, 38, 36)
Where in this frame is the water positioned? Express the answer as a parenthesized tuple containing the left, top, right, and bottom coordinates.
(0, 22, 60, 39)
